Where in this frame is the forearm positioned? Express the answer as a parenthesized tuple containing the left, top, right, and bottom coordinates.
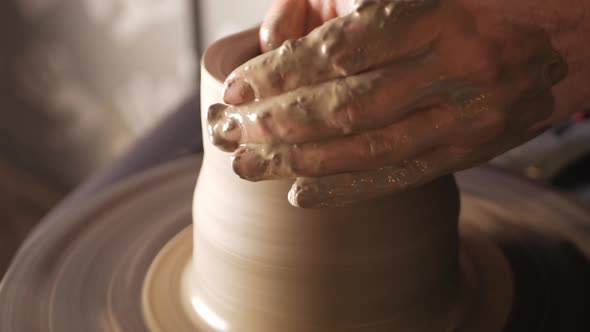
(480, 0, 590, 123)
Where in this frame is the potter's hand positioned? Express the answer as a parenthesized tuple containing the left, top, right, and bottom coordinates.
(208, 0, 570, 208)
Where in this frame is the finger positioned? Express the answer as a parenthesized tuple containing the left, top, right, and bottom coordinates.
(291, 94, 559, 209)
(231, 105, 458, 181)
(261, 0, 348, 53)
(524, 92, 556, 134)
(223, 0, 440, 104)
(521, 50, 568, 100)
(511, 92, 555, 134)
(288, 146, 456, 208)
(260, 0, 309, 52)
(210, 59, 446, 149)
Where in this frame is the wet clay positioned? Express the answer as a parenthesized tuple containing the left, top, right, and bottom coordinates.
(208, 1, 435, 152)
(189, 27, 513, 332)
(207, 2, 441, 210)
(290, 159, 431, 208)
(207, 1, 566, 208)
(142, 225, 514, 332)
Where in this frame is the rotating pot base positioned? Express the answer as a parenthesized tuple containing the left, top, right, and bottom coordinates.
(140, 224, 513, 332)
(141, 226, 196, 331)
(0, 157, 201, 332)
(1, 156, 590, 331)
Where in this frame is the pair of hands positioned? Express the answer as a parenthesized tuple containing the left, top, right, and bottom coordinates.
(208, 0, 567, 208)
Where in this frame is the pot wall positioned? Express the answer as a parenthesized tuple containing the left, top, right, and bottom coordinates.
(192, 28, 464, 332)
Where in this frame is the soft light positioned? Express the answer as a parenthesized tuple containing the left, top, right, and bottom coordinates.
(191, 297, 229, 331)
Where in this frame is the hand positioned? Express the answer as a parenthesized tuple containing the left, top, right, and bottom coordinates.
(207, 0, 568, 208)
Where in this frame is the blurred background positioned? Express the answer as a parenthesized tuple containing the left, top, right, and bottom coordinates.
(0, 0, 589, 275)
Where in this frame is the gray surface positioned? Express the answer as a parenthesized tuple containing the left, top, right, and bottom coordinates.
(42, 93, 202, 222)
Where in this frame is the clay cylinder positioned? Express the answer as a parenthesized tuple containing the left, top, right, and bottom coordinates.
(192, 28, 464, 332)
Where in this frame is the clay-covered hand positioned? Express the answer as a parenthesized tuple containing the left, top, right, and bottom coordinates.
(207, 0, 568, 208)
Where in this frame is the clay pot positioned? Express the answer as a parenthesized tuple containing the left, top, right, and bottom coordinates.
(192, 27, 464, 332)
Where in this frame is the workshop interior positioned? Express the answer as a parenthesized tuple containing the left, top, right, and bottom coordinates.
(1, 0, 590, 331)
(0, 0, 277, 274)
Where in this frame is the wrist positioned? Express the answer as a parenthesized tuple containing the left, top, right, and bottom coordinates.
(472, 0, 590, 123)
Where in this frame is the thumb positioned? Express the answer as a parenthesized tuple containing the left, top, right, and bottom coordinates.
(260, 0, 308, 52)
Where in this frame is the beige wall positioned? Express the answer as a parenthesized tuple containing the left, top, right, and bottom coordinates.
(198, 0, 274, 48)
(0, 0, 197, 186)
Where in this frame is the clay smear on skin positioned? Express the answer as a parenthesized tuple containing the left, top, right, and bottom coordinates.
(208, 2, 434, 179)
(209, 0, 563, 208)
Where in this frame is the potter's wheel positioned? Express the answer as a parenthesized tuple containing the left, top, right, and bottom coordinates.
(0, 157, 201, 332)
(1, 156, 590, 331)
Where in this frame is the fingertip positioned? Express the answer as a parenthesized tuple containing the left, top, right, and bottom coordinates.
(259, 25, 281, 53)
(289, 189, 320, 209)
(231, 147, 269, 181)
(207, 103, 228, 123)
(289, 179, 333, 209)
(223, 77, 255, 105)
(260, 0, 307, 53)
(287, 183, 303, 207)
(210, 120, 241, 152)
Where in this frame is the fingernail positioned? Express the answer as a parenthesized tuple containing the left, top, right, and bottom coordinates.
(207, 103, 228, 123)
(211, 118, 241, 152)
(544, 53, 568, 85)
(287, 183, 302, 206)
(288, 183, 319, 208)
(260, 25, 280, 52)
(207, 103, 242, 152)
(220, 118, 242, 142)
(223, 78, 255, 105)
(232, 147, 269, 181)
(289, 179, 334, 208)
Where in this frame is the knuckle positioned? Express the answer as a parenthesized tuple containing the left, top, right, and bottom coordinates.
(278, 39, 298, 55)
(270, 40, 303, 90)
(318, 20, 358, 76)
(329, 80, 361, 132)
(361, 131, 392, 160)
(331, 52, 357, 76)
(470, 46, 502, 82)
(333, 104, 359, 134)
